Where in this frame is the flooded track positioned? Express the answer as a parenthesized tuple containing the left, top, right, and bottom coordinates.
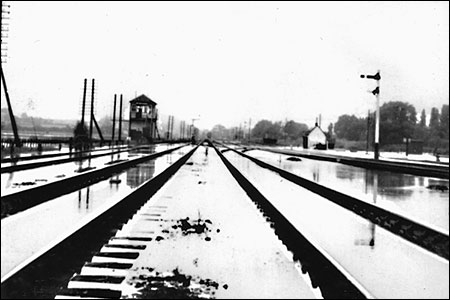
(1, 141, 448, 299)
(1, 145, 193, 279)
(244, 149, 449, 231)
(221, 146, 448, 299)
(1, 144, 187, 217)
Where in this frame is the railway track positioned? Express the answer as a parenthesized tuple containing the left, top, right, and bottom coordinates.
(1, 144, 187, 218)
(1, 145, 155, 174)
(1, 144, 199, 299)
(257, 147, 449, 179)
(1, 145, 131, 164)
(1, 140, 447, 299)
(219, 144, 449, 260)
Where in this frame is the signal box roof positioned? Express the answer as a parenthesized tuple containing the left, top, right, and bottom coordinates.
(129, 94, 157, 106)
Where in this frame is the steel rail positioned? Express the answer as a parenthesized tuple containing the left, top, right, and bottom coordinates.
(220, 143, 449, 260)
(211, 141, 373, 299)
(0, 144, 132, 164)
(1, 145, 153, 174)
(1, 144, 187, 218)
(258, 147, 449, 179)
(0, 144, 199, 299)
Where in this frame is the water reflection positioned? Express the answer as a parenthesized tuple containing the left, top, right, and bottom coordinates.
(131, 145, 156, 155)
(166, 153, 173, 164)
(250, 149, 449, 229)
(126, 159, 156, 188)
(312, 164, 320, 183)
(73, 149, 93, 173)
(335, 164, 361, 182)
(336, 164, 416, 198)
(5, 172, 14, 189)
(355, 173, 377, 249)
(77, 186, 92, 212)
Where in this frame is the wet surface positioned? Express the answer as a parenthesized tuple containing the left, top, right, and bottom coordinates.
(0, 145, 131, 168)
(1, 145, 193, 278)
(0, 144, 184, 196)
(243, 149, 449, 231)
(222, 149, 449, 299)
(113, 147, 319, 299)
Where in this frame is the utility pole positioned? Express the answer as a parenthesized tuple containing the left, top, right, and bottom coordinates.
(89, 79, 95, 148)
(111, 94, 117, 144)
(180, 121, 183, 140)
(118, 94, 123, 143)
(167, 115, 172, 140)
(81, 78, 87, 125)
(1, 67, 21, 147)
(1, 2, 21, 147)
(360, 70, 381, 160)
(248, 118, 251, 143)
(366, 110, 370, 154)
(190, 117, 199, 142)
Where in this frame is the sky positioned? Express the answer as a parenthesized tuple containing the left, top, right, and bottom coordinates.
(1, 1, 449, 130)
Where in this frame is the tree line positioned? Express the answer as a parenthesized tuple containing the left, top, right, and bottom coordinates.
(209, 101, 448, 153)
(210, 120, 318, 145)
(334, 102, 449, 153)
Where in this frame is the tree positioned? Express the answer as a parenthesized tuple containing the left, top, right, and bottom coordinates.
(252, 120, 274, 138)
(334, 114, 366, 141)
(251, 120, 284, 140)
(414, 109, 428, 141)
(439, 104, 449, 139)
(429, 107, 440, 130)
(379, 101, 417, 145)
(283, 120, 308, 140)
(266, 121, 282, 138)
(419, 109, 427, 127)
(327, 123, 334, 137)
(211, 124, 230, 140)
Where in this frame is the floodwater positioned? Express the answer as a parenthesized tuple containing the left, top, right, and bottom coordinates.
(222, 149, 449, 299)
(1, 143, 185, 196)
(96, 146, 319, 299)
(0, 144, 129, 162)
(244, 149, 449, 231)
(1, 145, 193, 279)
(0, 144, 130, 167)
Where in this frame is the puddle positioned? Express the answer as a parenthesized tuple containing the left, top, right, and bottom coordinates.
(286, 156, 302, 161)
(12, 181, 36, 187)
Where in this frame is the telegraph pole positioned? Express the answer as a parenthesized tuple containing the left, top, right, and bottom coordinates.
(360, 70, 381, 160)
(81, 79, 87, 125)
(118, 94, 123, 143)
(111, 94, 117, 144)
(1, 2, 21, 147)
(366, 110, 370, 154)
(248, 118, 251, 143)
(89, 79, 95, 148)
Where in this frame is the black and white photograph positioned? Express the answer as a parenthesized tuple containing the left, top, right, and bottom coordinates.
(1, 1, 448, 299)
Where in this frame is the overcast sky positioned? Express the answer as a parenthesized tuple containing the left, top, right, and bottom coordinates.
(1, 1, 448, 130)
